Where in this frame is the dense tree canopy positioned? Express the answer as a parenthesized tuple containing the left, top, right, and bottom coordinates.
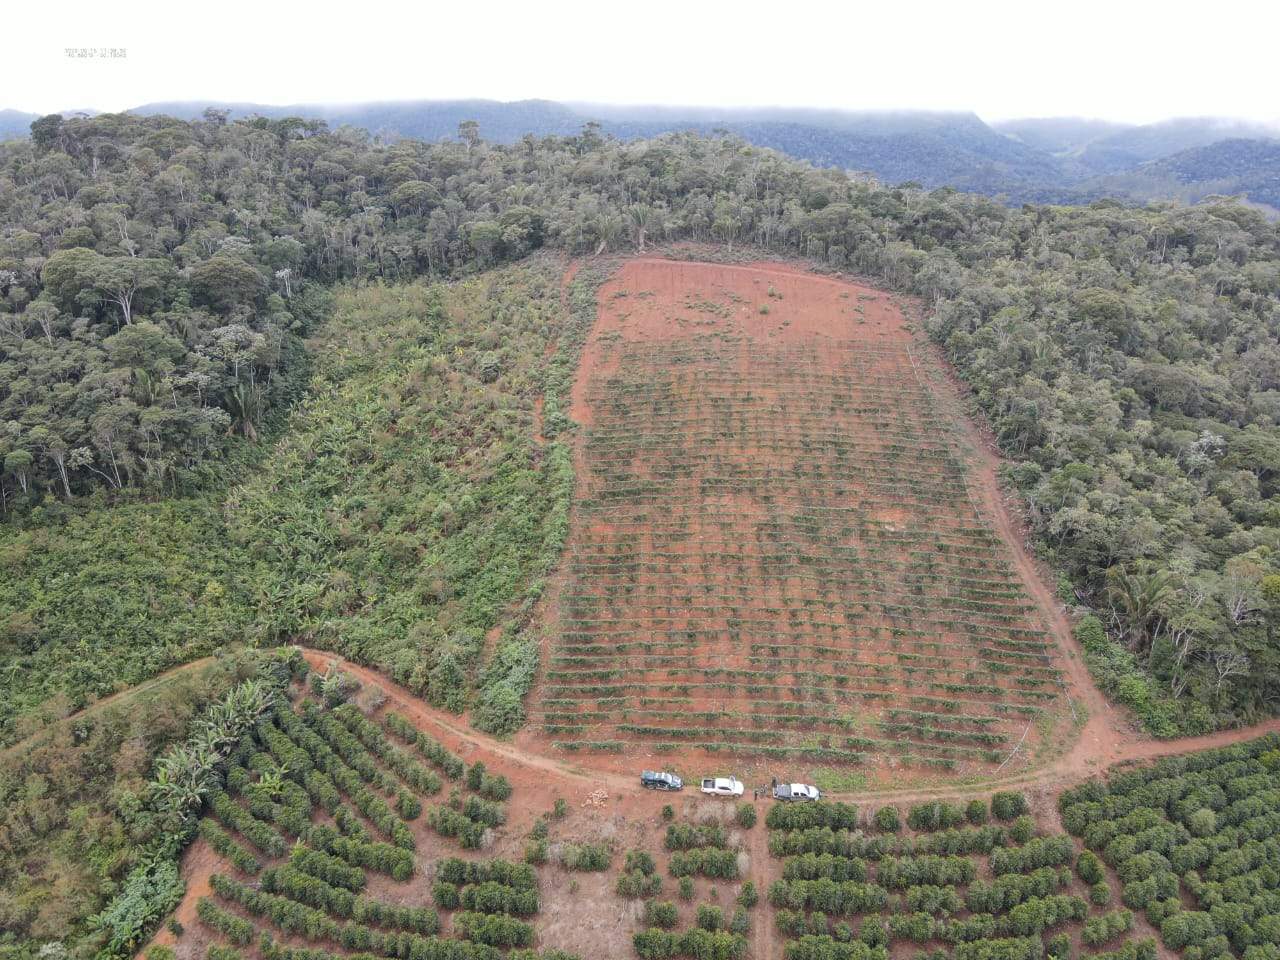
(922, 203, 1280, 725)
(1, 110, 1278, 725)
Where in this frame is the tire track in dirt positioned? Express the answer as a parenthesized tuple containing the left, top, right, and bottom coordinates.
(21, 253, 1275, 960)
(8, 266, 1280, 796)
(66, 646, 1280, 960)
(904, 331, 1131, 780)
(906, 318, 1280, 789)
(301, 647, 1280, 803)
(7, 256, 1280, 797)
(128, 644, 1277, 960)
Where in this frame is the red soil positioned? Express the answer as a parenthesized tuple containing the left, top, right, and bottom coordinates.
(137, 838, 218, 960)
(567, 259, 908, 428)
(525, 258, 1075, 781)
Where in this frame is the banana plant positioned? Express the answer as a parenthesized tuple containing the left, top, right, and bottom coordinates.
(148, 675, 280, 817)
(257, 762, 289, 799)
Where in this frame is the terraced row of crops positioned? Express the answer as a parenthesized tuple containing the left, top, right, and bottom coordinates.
(532, 261, 1064, 770)
(765, 796, 1157, 960)
(186, 672, 578, 960)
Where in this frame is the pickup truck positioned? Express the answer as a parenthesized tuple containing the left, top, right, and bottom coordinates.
(640, 770, 683, 791)
(773, 783, 821, 802)
(700, 776, 745, 797)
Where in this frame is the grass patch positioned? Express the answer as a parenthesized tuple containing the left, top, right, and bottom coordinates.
(811, 768, 869, 793)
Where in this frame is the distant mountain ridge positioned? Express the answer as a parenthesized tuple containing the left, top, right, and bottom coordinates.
(1083, 138, 1280, 209)
(5, 99, 1279, 209)
(1071, 118, 1280, 174)
(128, 98, 588, 142)
(991, 117, 1131, 156)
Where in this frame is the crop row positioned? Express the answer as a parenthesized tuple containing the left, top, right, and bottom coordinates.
(1058, 733, 1280, 958)
(540, 327, 1059, 766)
(195, 689, 583, 959)
(764, 796, 1154, 960)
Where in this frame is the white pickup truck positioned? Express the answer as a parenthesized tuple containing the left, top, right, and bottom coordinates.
(700, 776, 745, 797)
(773, 782, 821, 802)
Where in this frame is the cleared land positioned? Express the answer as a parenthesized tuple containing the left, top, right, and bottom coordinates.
(529, 260, 1066, 773)
(12, 254, 1280, 960)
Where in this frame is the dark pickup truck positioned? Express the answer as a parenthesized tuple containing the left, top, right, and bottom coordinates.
(640, 770, 683, 791)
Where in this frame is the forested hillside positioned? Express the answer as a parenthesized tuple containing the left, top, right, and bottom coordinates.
(131, 98, 588, 143)
(122, 101, 1076, 192)
(0, 647, 302, 953)
(0, 110, 38, 142)
(1, 111, 1278, 741)
(991, 117, 1130, 157)
(1087, 139, 1280, 210)
(1071, 119, 1280, 175)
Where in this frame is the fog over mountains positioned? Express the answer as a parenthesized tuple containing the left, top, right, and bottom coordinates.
(3, 99, 1278, 210)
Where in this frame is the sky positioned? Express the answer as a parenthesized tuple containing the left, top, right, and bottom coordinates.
(5, 0, 1279, 125)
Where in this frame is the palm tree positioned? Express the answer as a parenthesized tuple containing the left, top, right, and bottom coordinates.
(318, 667, 351, 707)
(148, 676, 279, 816)
(1106, 560, 1174, 660)
(258, 763, 289, 799)
(225, 679, 275, 731)
(152, 749, 208, 812)
(627, 205, 658, 253)
(592, 215, 623, 256)
(189, 725, 227, 758)
(224, 381, 263, 441)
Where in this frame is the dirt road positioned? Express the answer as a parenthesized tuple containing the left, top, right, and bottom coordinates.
(298, 646, 1280, 804)
(748, 805, 774, 960)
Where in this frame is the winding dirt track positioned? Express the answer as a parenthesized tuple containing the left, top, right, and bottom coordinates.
(901, 287, 1280, 798)
(0, 657, 226, 761)
(124, 643, 1273, 960)
(22, 636, 1275, 810)
(16, 621, 1266, 829)
(304, 250, 1280, 801)
(299, 648, 1280, 805)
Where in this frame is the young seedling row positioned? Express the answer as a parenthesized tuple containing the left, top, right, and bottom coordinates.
(534, 271, 1065, 771)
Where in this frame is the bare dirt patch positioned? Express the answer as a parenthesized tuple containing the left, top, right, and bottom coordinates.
(138, 839, 218, 960)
